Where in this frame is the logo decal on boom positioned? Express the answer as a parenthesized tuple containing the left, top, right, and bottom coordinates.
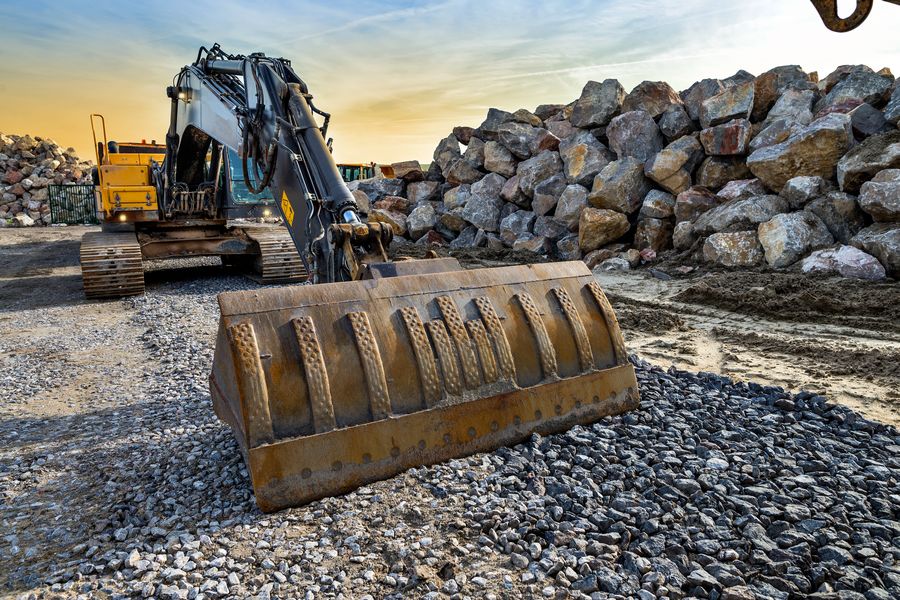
(281, 191, 295, 226)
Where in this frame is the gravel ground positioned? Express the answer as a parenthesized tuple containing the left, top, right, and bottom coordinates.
(2, 249, 899, 600)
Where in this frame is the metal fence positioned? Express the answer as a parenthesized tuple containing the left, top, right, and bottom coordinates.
(48, 184, 100, 225)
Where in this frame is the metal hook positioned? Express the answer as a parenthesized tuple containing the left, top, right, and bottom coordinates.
(810, 0, 874, 32)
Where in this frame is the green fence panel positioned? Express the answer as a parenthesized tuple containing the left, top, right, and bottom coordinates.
(48, 185, 100, 225)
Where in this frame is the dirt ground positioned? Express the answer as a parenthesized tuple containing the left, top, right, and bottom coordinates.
(1, 226, 898, 431)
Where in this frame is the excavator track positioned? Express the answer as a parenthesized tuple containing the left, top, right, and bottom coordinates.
(245, 228, 308, 283)
(79, 231, 145, 298)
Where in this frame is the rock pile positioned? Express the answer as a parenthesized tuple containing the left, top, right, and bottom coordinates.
(0, 133, 92, 227)
(353, 65, 900, 280)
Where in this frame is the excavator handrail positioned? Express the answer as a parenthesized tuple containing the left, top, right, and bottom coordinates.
(89, 113, 109, 166)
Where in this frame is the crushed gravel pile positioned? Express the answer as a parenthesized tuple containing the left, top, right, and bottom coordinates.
(2, 271, 898, 600)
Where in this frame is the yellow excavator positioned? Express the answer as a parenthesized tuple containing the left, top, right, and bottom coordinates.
(81, 116, 305, 298)
(85, 2, 890, 512)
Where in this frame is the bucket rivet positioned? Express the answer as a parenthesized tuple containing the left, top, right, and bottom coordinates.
(593, 395, 600, 403)
(390, 446, 400, 458)
(490, 421, 499, 432)
(418, 439, 426, 450)
(301, 468, 312, 479)
(362, 453, 372, 464)
(554, 405, 562, 415)
(332, 461, 343, 472)
(514, 416, 521, 425)
(535, 410, 542, 419)
(467, 427, 476, 438)
(443, 433, 452, 444)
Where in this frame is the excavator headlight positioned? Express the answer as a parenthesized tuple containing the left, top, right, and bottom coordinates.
(263, 208, 272, 217)
(118, 213, 127, 222)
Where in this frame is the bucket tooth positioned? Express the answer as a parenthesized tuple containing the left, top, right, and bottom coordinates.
(210, 260, 639, 512)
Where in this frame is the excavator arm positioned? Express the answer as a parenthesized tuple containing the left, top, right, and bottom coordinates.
(163, 44, 391, 283)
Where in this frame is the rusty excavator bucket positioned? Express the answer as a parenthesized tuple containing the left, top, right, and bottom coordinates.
(210, 260, 639, 512)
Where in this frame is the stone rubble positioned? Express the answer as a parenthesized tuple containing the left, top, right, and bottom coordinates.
(2, 271, 898, 599)
(0, 134, 92, 226)
(362, 64, 899, 281)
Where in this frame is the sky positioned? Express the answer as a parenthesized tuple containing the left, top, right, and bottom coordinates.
(1, 0, 898, 164)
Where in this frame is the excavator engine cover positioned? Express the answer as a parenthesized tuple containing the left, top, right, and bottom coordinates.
(210, 260, 639, 512)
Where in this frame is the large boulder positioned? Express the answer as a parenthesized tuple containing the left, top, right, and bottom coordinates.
(588, 157, 652, 214)
(532, 174, 567, 216)
(780, 175, 832, 209)
(471, 172, 507, 198)
(556, 234, 581, 261)
(606, 111, 665, 162)
(858, 169, 900, 222)
(483, 141, 517, 177)
(533, 215, 568, 240)
(752, 65, 816, 121)
(640, 189, 676, 219)
(444, 158, 484, 185)
(546, 119, 578, 141)
(692, 195, 789, 236)
(836, 130, 900, 193)
(474, 108, 515, 142)
(500, 175, 529, 208)
(578, 208, 630, 252)
(622, 81, 683, 119)
(747, 114, 853, 192)
(559, 131, 613, 186)
(407, 203, 438, 240)
(358, 178, 405, 202)
(851, 223, 900, 277)
(499, 209, 536, 246)
(374, 195, 413, 214)
(570, 79, 626, 128)
(818, 70, 893, 112)
(849, 103, 892, 140)
(368, 208, 407, 236)
(765, 88, 817, 126)
(554, 184, 590, 231)
(681, 78, 725, 122)
(749, 118, 804, 153)
(462, 137, 486, 169)
(643, 135, 704, 195)
(658, 104, 696, 141)
(700, 81, 754, 128)
(700, 119, 752, 156)
(516, 151, 563, 198)
(674, 186, 719, 223)
(801, 245, 886, 280)
(806, 192, 867, 243)
(513, 233, 550, 254)
(406, 181, 440, 204)
(391, 160, 425, 182)
(452, 126, 475, 145)
(461, 193, 504, 232)
(696, 157, 753, 190)
(433, 134, 461, 172)
(757, 211, 834, 267)
(718, 179, 767, 201)
(884, 85, 900, 125)
(443, 184, 471, 210)
(703, 231, 765, 267)
(497, 122, 559, 160)
(634, 218, 674, 252)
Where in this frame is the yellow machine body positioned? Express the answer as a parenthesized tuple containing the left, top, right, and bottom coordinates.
(91, 114, 164, 222)
(210, 260, 639, 512)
